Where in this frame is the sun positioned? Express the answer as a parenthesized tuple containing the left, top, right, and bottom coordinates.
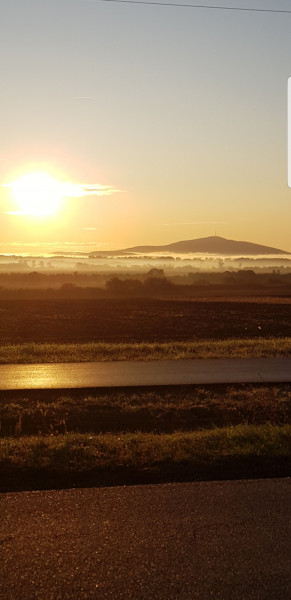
(5, 172, 64, 217)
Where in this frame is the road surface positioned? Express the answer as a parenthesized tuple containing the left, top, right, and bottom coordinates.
(1, 478, 290, 600)
(0, 357, 291, 390)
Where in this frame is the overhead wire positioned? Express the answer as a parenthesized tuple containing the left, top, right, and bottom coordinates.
(99, 1, 291, 13)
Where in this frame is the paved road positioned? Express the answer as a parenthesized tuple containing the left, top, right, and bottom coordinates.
(1, 478, 290, 600)
(0, 357, 291, 390)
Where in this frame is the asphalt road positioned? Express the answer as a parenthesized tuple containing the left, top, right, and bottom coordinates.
(1, 478, 290, 600)
(0, 357, 291, 390)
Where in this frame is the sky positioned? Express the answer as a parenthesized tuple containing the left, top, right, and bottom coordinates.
(1, 0, 291, 253)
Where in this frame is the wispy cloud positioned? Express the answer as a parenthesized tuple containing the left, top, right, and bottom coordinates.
(1, 175, 121, 215)
(2, 176, 120, 199)
(84, 227, 98, 231)
(73, 183, 119, 196)
(74, 96, 93, 100)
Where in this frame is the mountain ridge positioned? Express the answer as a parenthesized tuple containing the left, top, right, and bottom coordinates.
(90, 236, 290, 256)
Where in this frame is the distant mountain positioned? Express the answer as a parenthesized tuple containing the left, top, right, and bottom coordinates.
(89, 236, 290, 257)
(120, 236, 290, 256)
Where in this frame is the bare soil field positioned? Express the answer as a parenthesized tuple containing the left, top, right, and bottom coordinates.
(0, 298, 290, 344)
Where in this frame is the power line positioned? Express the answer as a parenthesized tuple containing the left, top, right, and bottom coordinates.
(100, 0, 291, 13)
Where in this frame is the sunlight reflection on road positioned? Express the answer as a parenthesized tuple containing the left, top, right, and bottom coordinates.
(0, 359, 291, 390)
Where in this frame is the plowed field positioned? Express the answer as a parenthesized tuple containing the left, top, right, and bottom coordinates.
(0, 298, 290, 344)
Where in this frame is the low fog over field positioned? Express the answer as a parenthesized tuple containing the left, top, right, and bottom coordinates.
(0, 236, 290, 296)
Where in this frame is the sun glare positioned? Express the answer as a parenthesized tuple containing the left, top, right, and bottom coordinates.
(5, 172, 64, 217)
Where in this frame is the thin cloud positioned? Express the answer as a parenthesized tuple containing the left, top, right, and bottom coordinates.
(1, 177, 121, 215)
(84, 227, 98, 231)
(2, 181, 120, 198)
(75, 184, 120, 196)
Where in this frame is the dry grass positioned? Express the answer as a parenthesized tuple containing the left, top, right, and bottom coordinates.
(0, 337, 291, 364)
(1, 424, 290, 472)
(1, 385, 290, 436)
(1, 334, 290, 490)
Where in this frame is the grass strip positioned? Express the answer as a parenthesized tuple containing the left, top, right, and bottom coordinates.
(0, 337, 291, 364)
(1, 424, 290, 491)
(1, 385, 291, 436)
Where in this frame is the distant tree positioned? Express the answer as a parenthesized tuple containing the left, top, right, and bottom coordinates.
(106, 277, 143, 297)
(146, 268, 165, 279)
(144, 277, 174, 296)
(105, 277, 125, 294)
(60, 283, 78, 290)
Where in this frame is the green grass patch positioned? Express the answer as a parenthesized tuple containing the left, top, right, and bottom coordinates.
(1, 385, 291, 436)
(1, 425, 290, 492)
(0, 337, 291, 364)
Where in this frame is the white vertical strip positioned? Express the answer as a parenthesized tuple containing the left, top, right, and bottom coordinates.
(288, 78, 291, 187)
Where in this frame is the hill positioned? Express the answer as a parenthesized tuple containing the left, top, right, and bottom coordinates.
(90, 236, 289, 256)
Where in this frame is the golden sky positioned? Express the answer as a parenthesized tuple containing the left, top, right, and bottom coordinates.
(1, 0, 291, 253)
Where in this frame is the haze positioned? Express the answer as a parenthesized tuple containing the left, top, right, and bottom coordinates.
(1, 0, 291, 253)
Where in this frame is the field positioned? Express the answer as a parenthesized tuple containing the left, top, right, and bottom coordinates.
(0, 296, 290, 491)
(1, 297, 291, 344)
(1, 338, 291, 364)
